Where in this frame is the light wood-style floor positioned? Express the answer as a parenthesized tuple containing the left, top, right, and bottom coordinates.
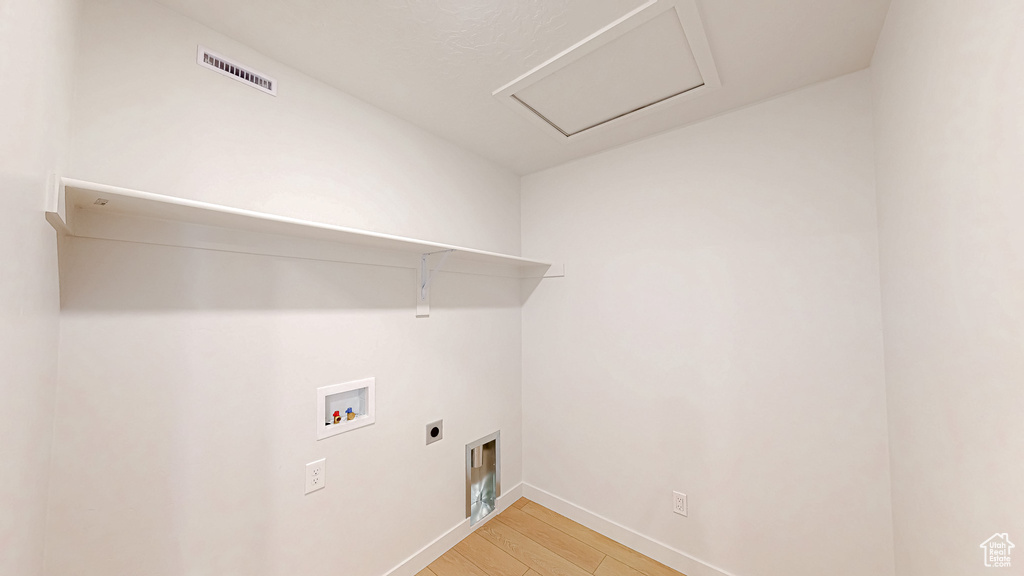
(417, 498, 686, 576)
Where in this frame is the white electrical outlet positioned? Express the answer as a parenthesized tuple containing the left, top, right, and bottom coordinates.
(673, 491, 688, 516)
(305, 458, 326, 494)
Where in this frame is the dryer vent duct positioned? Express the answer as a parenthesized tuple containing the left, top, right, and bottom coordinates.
(197, 46, 277, 96)
(467, 431, 500, 526)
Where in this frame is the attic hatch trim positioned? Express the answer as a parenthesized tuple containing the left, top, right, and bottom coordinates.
(197, 45, 278, 96)
(492, 0, 720, 143)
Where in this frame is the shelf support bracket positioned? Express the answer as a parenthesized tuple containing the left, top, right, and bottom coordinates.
(417, 249, 454, 318)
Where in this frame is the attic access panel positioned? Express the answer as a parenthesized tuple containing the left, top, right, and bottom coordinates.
(493, 0, 719, 141)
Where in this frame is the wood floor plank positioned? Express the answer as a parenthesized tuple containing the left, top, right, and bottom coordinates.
(455, 532, 529, 576)
(416, 569, 439, 576)
(476, 519, 593, 576)
(496, 507, 604, 572)
(429, 549, 490, 576)
(593, 557, 645, 576)
(511, 497, 531, 509)
(519, 503, 684, 576)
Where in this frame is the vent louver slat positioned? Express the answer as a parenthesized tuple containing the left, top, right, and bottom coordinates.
(197, 46, 277, 96)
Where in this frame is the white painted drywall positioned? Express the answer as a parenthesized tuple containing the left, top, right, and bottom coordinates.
(50, 244, 523, 576)
(46, 1, 523, 575)
(0, 0, 78, 574)
(67, 0, 521, 256)
(871, 1, 1024, 574)
(521, 71, 895, 576)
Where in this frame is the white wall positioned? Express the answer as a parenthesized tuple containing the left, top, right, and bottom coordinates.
(50, 242, 523, 576)
(521, 71, 895, 576)
(0, 0, 78, 574)
(67, 0, 520, 256)
(871, 1, 1024, 574)
(46, 1, 524, 575)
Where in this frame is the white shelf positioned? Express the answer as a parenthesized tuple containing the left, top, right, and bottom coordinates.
(46, 178, 561, 315)
(47, 177, 561, 278)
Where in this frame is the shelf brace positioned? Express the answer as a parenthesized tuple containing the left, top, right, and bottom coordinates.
(417, 249, 454, 318)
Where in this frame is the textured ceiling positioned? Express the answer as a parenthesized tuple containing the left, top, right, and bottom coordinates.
(152, 0, 892, 174)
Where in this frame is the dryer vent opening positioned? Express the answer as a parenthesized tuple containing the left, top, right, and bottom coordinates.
(467, 431, 500, 525)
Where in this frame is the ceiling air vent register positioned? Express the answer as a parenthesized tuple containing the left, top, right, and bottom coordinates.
(493, 0, 719, 141)
(197, 46, 277, 96)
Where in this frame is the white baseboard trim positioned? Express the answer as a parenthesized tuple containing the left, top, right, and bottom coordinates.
(521, 484, 738, 576)
(382, 482, 524, 576)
